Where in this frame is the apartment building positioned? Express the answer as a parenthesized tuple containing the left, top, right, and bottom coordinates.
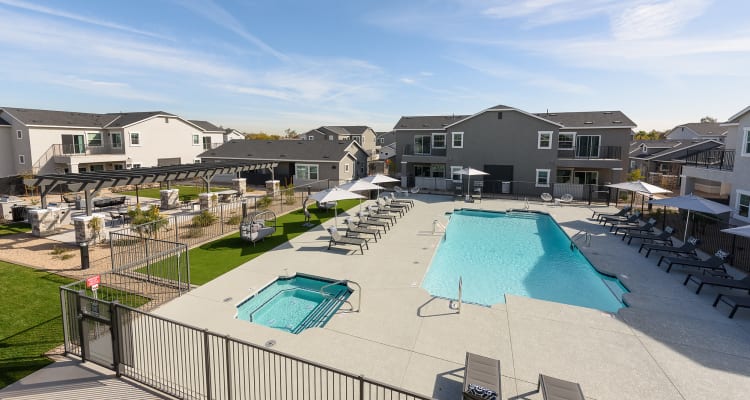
(302, 126, 377, 153)
(393, 104, 634, 198)
(0, 107, 225, 182)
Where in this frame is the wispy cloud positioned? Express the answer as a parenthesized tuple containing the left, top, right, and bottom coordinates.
(400, 77, 416, 84)
(610, 0, 711, 40)
(0, 0, 172, 40)
(482, 0, 620, 26)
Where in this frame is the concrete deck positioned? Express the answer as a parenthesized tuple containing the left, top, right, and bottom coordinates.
(146, 195, 750, 400)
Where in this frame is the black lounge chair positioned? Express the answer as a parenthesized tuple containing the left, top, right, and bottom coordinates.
(607, 212, 641, 231)
(596, 206, 631, 223)
(713, 294, 750, 318)
(592, 205, 630, 220)
(619, 218, 656, 237)
(345, 218, 380, 242)
(624, 226, 674, 245)
(641, 236, 699, 258)
(327, 227, 368, 254)
(537, 374, 585, 400)
(356, 214, 389, 231)
(463, 352, 501, 400)
(684, 273, 750, 294)
(659, 250, 730, 273)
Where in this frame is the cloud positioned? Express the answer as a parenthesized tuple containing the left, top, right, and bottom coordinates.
(400, 78, 416, 84)
(482, 0, 621, 27)
(611, 0, 712, 40)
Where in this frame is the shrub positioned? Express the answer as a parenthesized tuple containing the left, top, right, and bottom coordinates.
(283, 184, 296, 205)
(128, 205, 169, 238)
(227, 214, 242, 225)
(257, 195, 273, 209)
(192, 210, 217, 227)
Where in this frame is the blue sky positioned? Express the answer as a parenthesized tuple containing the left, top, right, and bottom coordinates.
(1, 0, 749, 133)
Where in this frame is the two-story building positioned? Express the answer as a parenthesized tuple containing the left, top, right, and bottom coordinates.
(0, 107, 225, 188)
(629, 139, 723, 191)
(302, 126, 377, 154)
(665, 122, 727, 142)
(393, 105, 634, 198)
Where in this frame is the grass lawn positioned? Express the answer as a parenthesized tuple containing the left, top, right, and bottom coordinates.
(189, 199, 361, 285)
(120, 185, 228, 202)
(0, 222, 31, 237)
(0, 261, 73, 389)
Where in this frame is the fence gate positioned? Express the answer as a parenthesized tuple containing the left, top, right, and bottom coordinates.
(76, 292, 118, 369)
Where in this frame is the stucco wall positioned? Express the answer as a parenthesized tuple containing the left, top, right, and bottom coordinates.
(0, 126, 14, 178)
(124, 117, 213, 167)
(729, 114, 750, 221)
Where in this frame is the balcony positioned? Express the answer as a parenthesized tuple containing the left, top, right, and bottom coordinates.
(203, 142, 221, 150)
(684, 149, 734, 171)
(401, 144, 447, 163)
(557, 146, 622, 160)
(52, 143, 127, 164)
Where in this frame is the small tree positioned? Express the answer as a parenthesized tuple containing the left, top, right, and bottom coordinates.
(283, 184, 296, 205)
(700, 116, 717, 123)
(87, 216, 104, 244)
(628, 169, 643, 182)
(128, 205, 168, 238)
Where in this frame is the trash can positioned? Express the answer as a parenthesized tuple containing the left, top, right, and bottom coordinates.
(11, 205, 27, 222)
(501, 181, 511, 194)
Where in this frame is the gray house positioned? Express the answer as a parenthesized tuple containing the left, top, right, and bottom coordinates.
(665, 122, 727, 142)
(629, 139, 724, 190)
(198, 139, 369, 187)
(303, 126, 377, 153)
(394, 105, 635, 198)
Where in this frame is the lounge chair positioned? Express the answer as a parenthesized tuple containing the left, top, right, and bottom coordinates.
(594, 206, 631, 222)
(601, 210, 637, 225)
(607, 212, 642, 232)
(345, 218, 380, 242)
(713, 294, 750, 318)
(327, 227, 368, 255)
(410, 187, 420, 195)
(366, 206, 398, 223)
(388, 192, 413, 207)
(356, 214, 390, 231)
(537, 374, 585, 400)
(384, 197, 411, 211)
(619, 218, 656, 239)
(394, 186, 408, 197)
(463, 352, 501, 400)
(624, 226, 674, 246)
(659, 250, 730, 274)
(684, 273, 750, 295)
(641, 236, 699, 258)
(378, 197, 407, 214)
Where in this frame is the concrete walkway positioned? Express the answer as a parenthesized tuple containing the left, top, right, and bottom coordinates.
(149, 195, 750, 400)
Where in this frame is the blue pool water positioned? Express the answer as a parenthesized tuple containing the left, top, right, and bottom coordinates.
(421, 210, 626, 312)
(236, 275, 351, 334)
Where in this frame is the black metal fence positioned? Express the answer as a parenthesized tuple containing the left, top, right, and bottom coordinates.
(683, 149, 734, 171)
(446, 180, 612, 204)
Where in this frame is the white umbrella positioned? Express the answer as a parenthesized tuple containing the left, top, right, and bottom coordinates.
(458, 167, 489, 200)
(650, 194, 733, 241)
(721, 225, 750, 239)
(309, 188, 364, 227)
(338, 180, 385, 213)
(360, 174, 399, 197)
(606, 180, 672, 195)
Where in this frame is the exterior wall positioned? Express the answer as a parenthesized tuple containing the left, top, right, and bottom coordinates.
(555, 127, 630, 184)
(729, 115, 750, 223)
(124, 117, 208, 167)
(338, 157, 356, 184)
(0, 126, 15, 178)
(665, 127, 699, 140)
(359, 128, 377, 153)
(0, 112, 33, 177)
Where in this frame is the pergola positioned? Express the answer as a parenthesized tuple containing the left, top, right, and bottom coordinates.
(24, 161, 278, 215)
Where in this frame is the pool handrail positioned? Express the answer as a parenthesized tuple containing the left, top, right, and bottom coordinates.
(321, 279, 361, 312)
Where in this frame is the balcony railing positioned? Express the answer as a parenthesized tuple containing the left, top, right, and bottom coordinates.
(203, 142, 221, 150)
(557, 146, 622, 160)
(684, 149, 734, 171)
(53, 143, 125, 156)
(402, 145, 446, 156)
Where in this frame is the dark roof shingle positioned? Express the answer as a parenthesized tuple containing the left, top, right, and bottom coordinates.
(189, 120, 223, 132)
(393, 115, 470, 130)
(535, 111, 636, 128)
(677, 122, 727, 136)
(198, 139, 357, 162)
(0, 107, 174, 128)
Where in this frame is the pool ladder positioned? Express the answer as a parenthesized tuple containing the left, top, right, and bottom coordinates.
(571, 230, 592, 248)
(432, 219, 447, 236)
(450, 276, 463, 313)
(321, 279, 361, 313)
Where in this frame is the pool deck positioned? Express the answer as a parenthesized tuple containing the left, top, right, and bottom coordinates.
(153, 195, 750, 400)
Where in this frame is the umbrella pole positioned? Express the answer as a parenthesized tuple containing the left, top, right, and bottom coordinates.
(683, 210, 690, 242)
(662, 206, 666, 230)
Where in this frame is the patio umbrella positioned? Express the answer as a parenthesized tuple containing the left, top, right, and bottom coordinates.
(458, 167, 489, 199)
(606, 180, 672, 211)
(721, 225, 750, 238)
(337, 180, 385, 213)
(650, 194, 733, 241)
(360, 174, 399, 197)
(309, 187, 364, 227)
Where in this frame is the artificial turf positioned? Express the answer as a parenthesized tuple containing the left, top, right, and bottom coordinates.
(0, 261, 73, 389)
(0, 222, 31, 237)
(188, 199, 361, 285)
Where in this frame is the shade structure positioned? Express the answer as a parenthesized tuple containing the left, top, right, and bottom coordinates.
(721, 225, 750, 239)
(337, 179, 385, 213)
(458, 167, 489, 199)
(309, 188, 365, 227)
(606, 180, 672, 195)
(650, 194, 733, 241)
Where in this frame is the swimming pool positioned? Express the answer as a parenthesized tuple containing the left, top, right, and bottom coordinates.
(236, 275, 351, 334)
(421, 209, 626, 312)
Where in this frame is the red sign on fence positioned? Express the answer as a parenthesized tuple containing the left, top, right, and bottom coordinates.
(86, 275, 101, 288)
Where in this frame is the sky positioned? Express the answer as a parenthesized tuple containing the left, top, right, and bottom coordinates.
(1, 0, 749, 134)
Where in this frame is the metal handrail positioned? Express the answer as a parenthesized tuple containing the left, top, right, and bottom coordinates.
(321, 279, 361, 312)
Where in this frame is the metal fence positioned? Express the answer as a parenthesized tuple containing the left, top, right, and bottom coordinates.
(59, 288, 432, 400)
(441, 179, 613, 204)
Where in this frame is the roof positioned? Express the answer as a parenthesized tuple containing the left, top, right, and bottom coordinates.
(198, 139, 362, 162)
(726, 106, 750, 123)
(311, 126, 372, 137)
(189, 120, 224, 132)
(0, 116, 9, 126)
(673, 122, 727, 136)
(393, 115, 470, 130)
(629, 139, 723, 161)
(535, 111, 636, 128)
(0, 107, 174, 128)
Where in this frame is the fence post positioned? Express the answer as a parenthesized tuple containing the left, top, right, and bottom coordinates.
(110, 301, 121, 377)
(77, 290, 87, 363)
(225, 335, 232, 400)
(359, 375, 365, 400)
(174, 216, 179, 243)
(204, 329, 212, 400)
(221, 204, 224, 234)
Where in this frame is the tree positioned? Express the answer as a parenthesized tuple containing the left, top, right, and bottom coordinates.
(245, 132, 281, 140)
(284, 128, 299, 139)
(700, 116, 717, 123)
(634, 130, 664, 140)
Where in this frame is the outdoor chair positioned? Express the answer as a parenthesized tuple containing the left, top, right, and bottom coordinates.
(410, 187, 420, 195)
(394, 186, 408, 197)
(240, 221, 275, 246)
(317, 201, 336, 210)
(684, 273, 750, 295)
(356, 214, 389, 231)
(462, 352, 501, 400)
(713, 294, 750, 319)
(619, 218, 657, 239)
(600, 210, 636, 225)
(558, 193, 574, 206)
(472, 182, 483, 203)
(387, 193, 413, 208)
(537, 374, 585, 400)
(594, 206, 631, 222)
(345, 218, 380, 242)
(624, 226, 674, 246)
(378, 197, 408, 213)
(641, 236, 699, 258)
(540, 193, 553, 203)
(367, 205, 399, 222)
(658, 250, 730, 274)
(455, 184, 464, 199)
(607, 212, 642, 232)
(109, 211, 124, 227)
(327, 227, 368, 255)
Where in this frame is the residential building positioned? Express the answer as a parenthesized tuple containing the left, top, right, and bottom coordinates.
(0, 107, 225, 184)
(370, 131, 397, 174)
(189, 120, 226, 149)
(681, 106, 750, 224)
(198, 139, 369, 186)
(303, 126, 377, 153)
(629, 139, 723, 190)
(665, 122, 727, 142)
(393, 105, 634, 198)
(223, 128, 245, 142)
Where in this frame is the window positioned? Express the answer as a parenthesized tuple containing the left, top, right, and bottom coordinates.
(78, 166, 86, 173)
(329, 135, 334, 141)
(111, 133, 122, 148)
(414, 135, 431, 155)
(556, 169, 572, 183)
(295, 164, 319, 180)
(192, 134, 200, 145)
(431, 164, 445, 178)
(414, 164, 431, 177)
(432, 133, 446, 149)
(558, 132, 575, 149)
(308, 135, 314, 140)
(87, 132, 102, 147)
(451, 166, 463, 182)
(536, 169, 550, 187)
(114, 164, 124, 170)
(132, 163, 142, 169)
(452, 132, 464, 148)
(89, 164, 104, 172)
(345, 163, 350, 172)
(194, 159, 202, 164)
(130, 132, 141, 146)
(18, 155, 25, 164)
(576, 135, 600, 158)
(378, 137, 385, 144)
(16, 130, 22, 139)
(743, 128, 750, 156)
(737, 190, 750, 219)
(352, 136, 361, 143)
(164, 117, 169, 123)
(537, 131, 552, 149)
(574, 171, 598, 184)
